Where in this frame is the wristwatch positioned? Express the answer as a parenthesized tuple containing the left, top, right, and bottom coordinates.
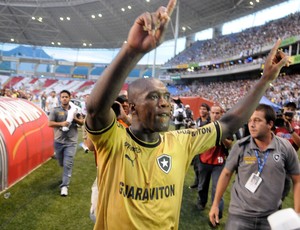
(289, 129, 295, 134)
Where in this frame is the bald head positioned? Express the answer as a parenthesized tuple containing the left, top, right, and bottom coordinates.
(128, 78, 167, 104)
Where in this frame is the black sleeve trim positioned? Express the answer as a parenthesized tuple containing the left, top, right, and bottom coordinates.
(85, 118, 115, 135)
(214, 121, 221, 146)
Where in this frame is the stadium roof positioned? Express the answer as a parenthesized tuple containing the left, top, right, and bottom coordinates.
(0, 0, 288, 49)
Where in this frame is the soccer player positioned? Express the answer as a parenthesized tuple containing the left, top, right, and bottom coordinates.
(85, 0, 291, 228)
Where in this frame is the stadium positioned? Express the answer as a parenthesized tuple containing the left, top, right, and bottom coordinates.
(1, 0, 300, 229)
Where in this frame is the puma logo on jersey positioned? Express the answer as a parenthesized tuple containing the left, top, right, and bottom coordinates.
(124, 142, 142, 154)
(125, 154, 135, 167)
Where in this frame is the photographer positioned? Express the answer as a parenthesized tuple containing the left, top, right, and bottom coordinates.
(274, 101, 300, 203)
(184, 104, 195, 128)
(173, 103, 186, 130)
(275, 102, 300, 150)
(112, 100, 131, 127)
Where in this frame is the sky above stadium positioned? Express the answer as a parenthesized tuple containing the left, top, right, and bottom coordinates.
(1, 0, 299, 66)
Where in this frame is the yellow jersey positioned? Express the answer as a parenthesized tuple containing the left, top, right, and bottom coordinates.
(87, 119, 221, 230)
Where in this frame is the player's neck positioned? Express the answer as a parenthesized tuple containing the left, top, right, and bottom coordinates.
(129, 127, 160, 143)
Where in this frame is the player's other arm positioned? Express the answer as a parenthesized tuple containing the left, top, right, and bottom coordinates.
(219, 39, 291, 140)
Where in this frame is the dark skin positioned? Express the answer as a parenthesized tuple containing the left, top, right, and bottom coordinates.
(86, 0, 176, 138)
(86, 0, 290, 144)
(128, 78, 171, 142)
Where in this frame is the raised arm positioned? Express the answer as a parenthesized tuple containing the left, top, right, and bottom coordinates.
(86, 0, 177, 131)
(219, 39, 291, 139)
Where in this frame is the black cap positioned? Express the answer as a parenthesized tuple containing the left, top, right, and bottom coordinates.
(116, 95, 128, 104)
(284, 102, 297, 109)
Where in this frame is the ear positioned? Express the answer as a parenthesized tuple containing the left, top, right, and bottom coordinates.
(269, 120, 274, 129)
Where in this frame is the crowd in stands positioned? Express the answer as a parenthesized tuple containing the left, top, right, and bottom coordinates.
(1, 12, 300, 111)
(1, 73, 300, 113)
(0, 87, 34, 100)
(164, 12, 300, 66)
(165, 55, 266, 77)
(168, 73, 300, 111)
(0, 75, 93, 103)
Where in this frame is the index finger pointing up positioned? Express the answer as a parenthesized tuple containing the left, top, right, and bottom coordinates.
(266, 39, 281, 65)
(166, 0, 177, 16)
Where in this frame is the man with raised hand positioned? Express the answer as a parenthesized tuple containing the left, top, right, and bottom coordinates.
(85, 0, 291, 228)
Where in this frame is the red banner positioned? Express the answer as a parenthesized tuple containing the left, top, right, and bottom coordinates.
(0, 98, 54, 191)
(179, 96, 214, 118)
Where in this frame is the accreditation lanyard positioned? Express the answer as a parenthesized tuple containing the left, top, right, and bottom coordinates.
(254, 150, 269, 176)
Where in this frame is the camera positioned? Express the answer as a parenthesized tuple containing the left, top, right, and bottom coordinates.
(274, 117, 285, 127)
(284, 111, 294, 117)
(274, 112, 284, 127)
(112, 102, 121, 117)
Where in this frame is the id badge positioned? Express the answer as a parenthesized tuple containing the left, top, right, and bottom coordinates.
(245, 173, 262, 193)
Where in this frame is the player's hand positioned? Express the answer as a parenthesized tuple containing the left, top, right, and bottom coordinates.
(262, 39, 292, 82)
(209, 206, 220, 227)
(127, 0, 176, 53)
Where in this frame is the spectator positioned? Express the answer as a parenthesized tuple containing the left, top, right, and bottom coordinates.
(275, 102, 300, 150)
(173, 103, 186, 130)
(196, 105, 233, 218)
(184, 104, 195, 128)
(46, 90, 59, 115)
(40, 91, 47, 111)
(196, 103, 211, 126)
(190, 103, 211, 189)
(116, 93, 131, 126)
(274, 101, 300, 204)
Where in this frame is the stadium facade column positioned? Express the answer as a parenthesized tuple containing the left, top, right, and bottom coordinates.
(289, 44, 292, 56)
(213, 25, 222, 39)
(185, 34, 196, 48)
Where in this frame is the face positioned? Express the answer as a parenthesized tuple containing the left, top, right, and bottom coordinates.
(60, 92, 70, 106)
(199, 106, 209, 118)
(283, 106, 295, 122)
(132, 80, 171, 132)
(248, 110, 272, 140)
(210, 106, 222, 122)
(122, 102, 129, 115)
